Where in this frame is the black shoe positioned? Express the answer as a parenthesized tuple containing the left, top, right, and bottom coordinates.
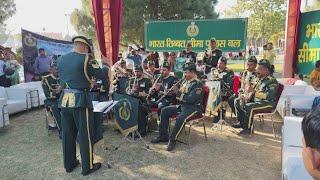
(48, 126, 58, 130)
(66, 159, 80, 173)
(167, 140, 176, 151)
(239, 129, 251, 135)
(82, 163, 101, 176)
(213, 116, 220, 123)
(58, 131, 62, 139)
(151, 136, 169, 144)
(231, 122, 242, 129)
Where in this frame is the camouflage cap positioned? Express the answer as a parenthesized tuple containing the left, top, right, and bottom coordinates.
(183, 62, 197, 72)
(248, 56, 257, 64)
(258, 59, 272, 70)
(219, 56, 227, 64)
(210, 38, 216, 42)
(134, 64, 143, 71)
(162, 61, 170, 69)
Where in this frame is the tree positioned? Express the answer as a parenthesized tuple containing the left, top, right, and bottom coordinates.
(0, 25, 9, 44)
(0, 0, 16, 25)
(122, 0, 219, 45)
(70, 0, 219, 47)
(70, 0, 96, 43)
(224, 0, 286, 46)
(304, 0, 320, 12)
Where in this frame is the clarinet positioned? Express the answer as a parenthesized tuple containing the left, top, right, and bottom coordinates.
(155, 78, 184, 104)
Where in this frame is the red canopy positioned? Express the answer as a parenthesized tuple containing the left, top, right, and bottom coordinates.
(92, 0, 122, 65)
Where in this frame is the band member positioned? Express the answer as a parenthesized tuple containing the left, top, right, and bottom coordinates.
(112, 59, 130, 94)
(146, 60, 160, 78)
(228, 56, 258, 122)
(142, 58, 149, 72)
(212, 56, 234, 122)
(126, 65, 152, 136)
(91, 61, 110, 102)
(41, 64, 62, 137)
(179, 42, 197, 63)
(148, 61, 178, 112)
(57, 36, 108, 175)
(151, 62, 203, 151)
(203, 38, 223, 74)
(235, 59, 278, 135)
(196, 59, 206, 78)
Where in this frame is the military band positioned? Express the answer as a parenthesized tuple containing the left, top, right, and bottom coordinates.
(42, 34, 280, 176)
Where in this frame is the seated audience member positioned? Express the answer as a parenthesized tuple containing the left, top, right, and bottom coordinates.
(310, 60, 320, 90)
(294, 74, 308, 86)
(301, 108, 320, 179)
(282, 73, 307, 86)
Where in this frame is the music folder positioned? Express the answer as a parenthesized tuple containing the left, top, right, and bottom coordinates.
(93, 100, 118, 113)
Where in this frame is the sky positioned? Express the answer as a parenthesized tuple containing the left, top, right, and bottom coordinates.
(5, 0, 315, 37)
(5, 0, 81, 36)
(5, 0, 239, 37)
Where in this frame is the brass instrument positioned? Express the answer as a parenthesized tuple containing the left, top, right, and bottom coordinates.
(127, 76, 138, 95)
(146, 75, 162, 100)
(155, 78, 184, 104)
(239, 76, 255, 107)
(114, 66, 128, 78)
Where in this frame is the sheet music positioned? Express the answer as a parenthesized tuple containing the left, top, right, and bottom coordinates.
(93, 100, 114, 112)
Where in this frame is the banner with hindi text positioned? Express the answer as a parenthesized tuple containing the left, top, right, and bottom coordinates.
(296, 10, 320, 75)
(145, 18, 247, 52)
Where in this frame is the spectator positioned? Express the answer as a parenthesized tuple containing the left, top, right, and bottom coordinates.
(0, 50, 6, 86)
(310, 60, 320, 90)
(301, 108, 320, 179)
(3, 47, 15, 87)
(263, 42, 276, 68)
(294, 74, 308, 86)
(33, 48, 53, 77)
(127, 45, 142, 66)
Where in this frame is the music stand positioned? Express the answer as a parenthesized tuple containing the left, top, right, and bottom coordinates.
(109, 94, 151, 151)
(210, 79, 237, 133)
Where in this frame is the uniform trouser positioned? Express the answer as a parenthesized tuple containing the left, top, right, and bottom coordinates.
(159, 105, 197, 141)
(50, 102, 61, 131)
(235, 100, 274, 129)
(138, 103, 149, 134)
(227, 94, 238, 115)
(60, 107, 94, 172)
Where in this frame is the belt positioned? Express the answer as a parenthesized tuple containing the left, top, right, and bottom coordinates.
(63, 89, 84, 93)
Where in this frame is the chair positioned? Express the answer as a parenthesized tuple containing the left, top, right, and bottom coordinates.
(230, 75, 241, 118)
(171, 85, 210, 145)
(251, 83, 284, 138)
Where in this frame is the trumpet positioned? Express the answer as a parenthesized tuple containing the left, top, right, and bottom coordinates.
(155, 78, 184, 104)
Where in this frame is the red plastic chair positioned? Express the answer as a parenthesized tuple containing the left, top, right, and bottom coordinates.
(171, 85, 210, 144)
(233, 75, 241, 95)
(252, 83, 284, 137)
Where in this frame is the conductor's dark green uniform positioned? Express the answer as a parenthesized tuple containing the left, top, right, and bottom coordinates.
(57, 36, 106, 175)
(41, 74, 61, 131)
